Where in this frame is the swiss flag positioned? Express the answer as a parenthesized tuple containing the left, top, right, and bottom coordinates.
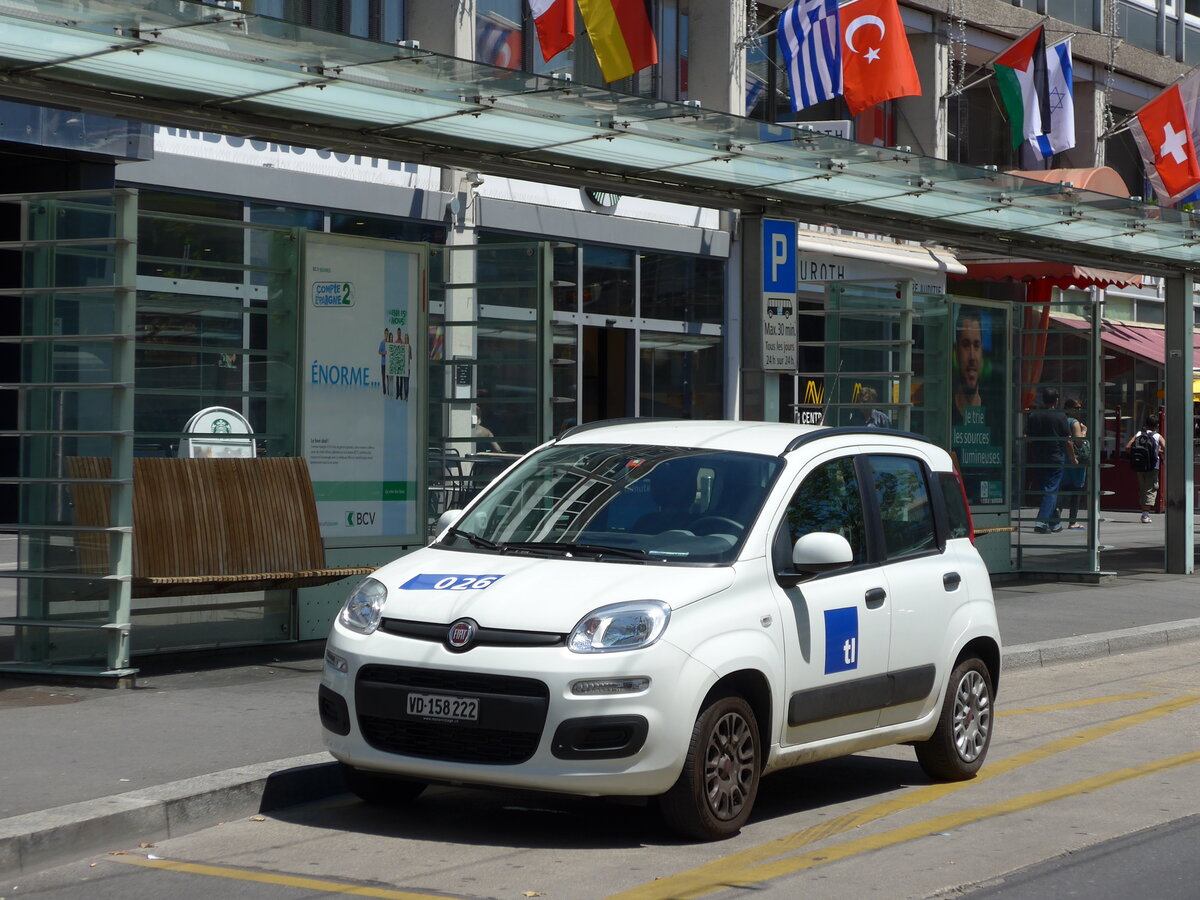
(531, 0, 575, 62)
(839, 0, 921, 116)
(1132, 84, 1200, 202)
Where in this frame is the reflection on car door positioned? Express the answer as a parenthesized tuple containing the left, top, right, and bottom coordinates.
(867, 453, 946, 728)
(771, 454, 892, 746)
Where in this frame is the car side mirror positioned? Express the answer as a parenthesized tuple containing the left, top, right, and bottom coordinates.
(434, 509, 464, 538)
(775, 532, 854, 589)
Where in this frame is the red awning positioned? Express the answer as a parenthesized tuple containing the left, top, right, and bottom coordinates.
(952, 167, 1143, 290)
(1053, 316, 1200, 368)
(958, 258, 1143, 290)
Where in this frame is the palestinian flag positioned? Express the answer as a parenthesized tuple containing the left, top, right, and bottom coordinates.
(992, 25, 1049, 150)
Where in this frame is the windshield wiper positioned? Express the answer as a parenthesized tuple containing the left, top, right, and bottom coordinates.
(499, 541, 647, 561)
(446, 527, 501, 551)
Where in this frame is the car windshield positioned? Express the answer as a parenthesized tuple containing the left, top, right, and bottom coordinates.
(438, 442, 783, 565)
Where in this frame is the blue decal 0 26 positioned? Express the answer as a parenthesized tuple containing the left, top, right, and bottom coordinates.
(823, 607, 859, 674)
(399, 574, 504, 591)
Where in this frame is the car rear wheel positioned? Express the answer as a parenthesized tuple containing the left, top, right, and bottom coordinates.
(340, 763, 427, 805)
(915, 657, 993, 781)
(657, 693, 760, 841)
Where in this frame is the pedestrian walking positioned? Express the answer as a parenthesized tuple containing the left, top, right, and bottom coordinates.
(1026, 386, 1075, 534)
(1125, 414, 1165, 524)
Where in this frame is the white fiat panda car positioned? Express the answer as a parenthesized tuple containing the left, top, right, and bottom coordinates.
(320, 420, 1000, 840)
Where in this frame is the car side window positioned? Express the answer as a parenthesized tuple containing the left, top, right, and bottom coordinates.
(869, 455, 936, 559)
(777, 457, 868, 566)
(936, 471, 971, 540)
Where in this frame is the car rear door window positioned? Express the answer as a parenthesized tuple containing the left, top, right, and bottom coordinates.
(868, 455, 936, 560)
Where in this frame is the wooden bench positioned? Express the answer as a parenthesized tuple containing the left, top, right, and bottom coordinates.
(68, 456, 378, 598)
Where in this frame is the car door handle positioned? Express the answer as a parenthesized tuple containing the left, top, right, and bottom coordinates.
(865, 587, 887, 607)
(943, 572, 961, 591)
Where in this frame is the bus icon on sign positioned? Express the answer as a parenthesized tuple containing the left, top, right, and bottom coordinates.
(766, 302, 793, 319)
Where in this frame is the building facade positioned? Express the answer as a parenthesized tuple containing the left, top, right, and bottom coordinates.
(0, 0, 1195, 677)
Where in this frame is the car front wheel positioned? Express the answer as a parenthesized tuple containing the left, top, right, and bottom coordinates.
(915, 656, 994, 780)
(657, 693, 760, 841)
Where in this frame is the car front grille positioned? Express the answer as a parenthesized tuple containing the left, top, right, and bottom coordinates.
(356, 664, 550, 765)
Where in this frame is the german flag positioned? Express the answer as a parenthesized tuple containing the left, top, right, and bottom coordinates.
(578, 0, 658, 82)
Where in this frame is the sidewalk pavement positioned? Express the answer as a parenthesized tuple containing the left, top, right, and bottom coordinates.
(1, 519, 1197, 877)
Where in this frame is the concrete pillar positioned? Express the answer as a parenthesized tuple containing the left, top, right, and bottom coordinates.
(740, 213, 768, 421)
(901, 32, 947, 158)
(689, 0, 746, 114)
(407, 0, 475, 58)
(1163, 274, 1196, 574)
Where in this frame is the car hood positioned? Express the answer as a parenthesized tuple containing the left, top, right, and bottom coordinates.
(370, 547, 735, 633)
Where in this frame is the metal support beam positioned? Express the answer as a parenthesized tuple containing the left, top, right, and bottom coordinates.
(1162, 274, 1195, 575)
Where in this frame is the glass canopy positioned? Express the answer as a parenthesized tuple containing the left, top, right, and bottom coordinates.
(1, 0, 1199, 274)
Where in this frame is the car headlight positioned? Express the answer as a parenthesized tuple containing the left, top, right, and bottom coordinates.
(338, 577, 387, 634)
(568, 600, 671, 653)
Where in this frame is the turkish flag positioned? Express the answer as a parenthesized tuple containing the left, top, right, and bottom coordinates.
(531, 0, 575, 62)
(839, 0, 921, 116)
(1134, 85, 1200, 201)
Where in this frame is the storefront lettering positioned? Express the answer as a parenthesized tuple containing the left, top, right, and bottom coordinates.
(798, 260, 845, 282)
(155, 126, 413, 171)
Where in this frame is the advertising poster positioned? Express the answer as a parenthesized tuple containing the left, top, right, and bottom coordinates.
(950, 302, 1007, 506)
(302, 233, 422, 540)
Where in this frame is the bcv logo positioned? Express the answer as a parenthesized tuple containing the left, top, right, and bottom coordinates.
(345, 510, 376, 527)
(823, 607, 859, 674)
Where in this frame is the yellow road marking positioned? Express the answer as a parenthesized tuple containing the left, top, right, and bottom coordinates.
(732, 748, 1200, 887)
(111, 855, 459, 900)
(607, 692, 1200, 900)
(998, 691, 1162, 717)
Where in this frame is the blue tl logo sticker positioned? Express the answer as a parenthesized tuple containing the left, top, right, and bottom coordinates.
(824, 607, 859, 674)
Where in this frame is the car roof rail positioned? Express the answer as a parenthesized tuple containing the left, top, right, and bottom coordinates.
(782, 426, 932, 454)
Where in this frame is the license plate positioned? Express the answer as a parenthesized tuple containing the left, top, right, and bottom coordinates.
(406, 692, 479, 722)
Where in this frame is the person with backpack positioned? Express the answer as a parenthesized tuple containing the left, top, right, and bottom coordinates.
(1125, 414, 1165, 524)
(1060, 398, 1089, 529)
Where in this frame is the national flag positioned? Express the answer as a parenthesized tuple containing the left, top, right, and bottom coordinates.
(530, 0, 575, 62)
(476, 16, 523, 69)
(577, 0, 658, 83)
(1032, 37, 1074, 160)
(1129, 69, 1200, 204)
(992, 25, 1076, 159)
(839, 0, 921, 116)
(993, 25, 1046, 150)
(746, 73, 767, 115)
(779, 0, 841, 112)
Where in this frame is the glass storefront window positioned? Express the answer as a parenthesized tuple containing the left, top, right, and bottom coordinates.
(137, 191, 246, 285)
(243, 1, 405, 43)
(330, 214, 445, 244)
(640, 252, 723, 324)
(553, 243, 579, 312)
(477, 0, 524, 70)
(639, 331, 722, 419)
(583, 246, 635, 317)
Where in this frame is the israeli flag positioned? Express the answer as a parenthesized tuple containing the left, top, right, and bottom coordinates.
(779, 0, 842, 113)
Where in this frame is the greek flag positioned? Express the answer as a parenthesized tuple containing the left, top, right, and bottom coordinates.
(779, 0, 842, 113)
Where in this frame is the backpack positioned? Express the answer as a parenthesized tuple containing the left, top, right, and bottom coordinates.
(1129, 431, 1158, 472)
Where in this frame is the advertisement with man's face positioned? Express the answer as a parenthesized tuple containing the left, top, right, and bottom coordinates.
(951, 303, 1007, 505)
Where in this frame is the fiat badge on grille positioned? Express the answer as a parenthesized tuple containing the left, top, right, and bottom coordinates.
(447, 619, 476, 650)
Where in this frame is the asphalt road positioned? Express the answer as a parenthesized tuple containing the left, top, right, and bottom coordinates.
(8, 640, 1200, 900)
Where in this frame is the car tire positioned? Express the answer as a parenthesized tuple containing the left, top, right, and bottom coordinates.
(657, 693, 760, 841)
(340, 763, 427, 805)
(915, 656, 994, 781)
